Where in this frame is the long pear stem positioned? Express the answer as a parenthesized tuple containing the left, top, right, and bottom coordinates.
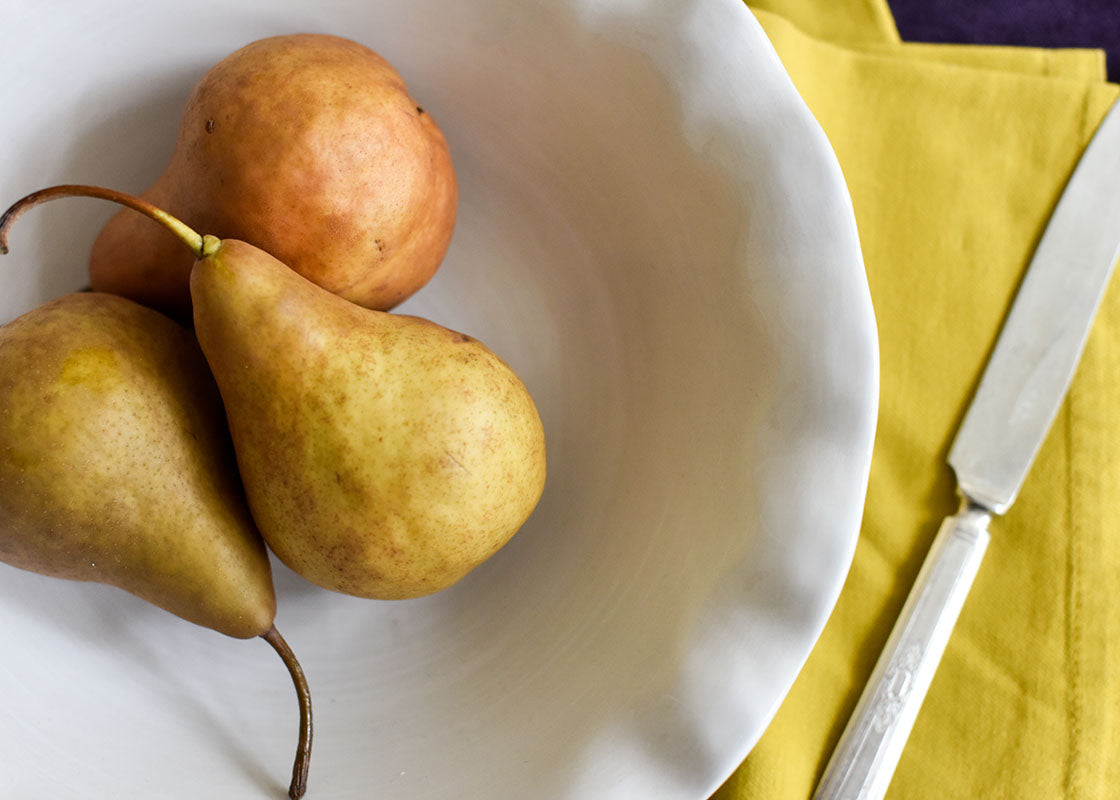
(262, 625, 313, 800)
(0, 184, 212, 258)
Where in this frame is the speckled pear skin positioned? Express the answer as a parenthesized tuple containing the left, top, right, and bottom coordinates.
(90, 33, 457, 320)
(0, 293, 275, 639)
(191, 240, 546, 600)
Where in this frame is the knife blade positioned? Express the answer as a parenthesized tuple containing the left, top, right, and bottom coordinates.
(813, 95, 1120, 800)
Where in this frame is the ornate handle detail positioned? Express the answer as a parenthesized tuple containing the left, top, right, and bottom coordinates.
(812, 500, 992, 800)
(869, 642, 922, 734)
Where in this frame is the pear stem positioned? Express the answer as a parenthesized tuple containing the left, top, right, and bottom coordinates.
(262, 625, 313, 800)
(0, 184, 209, 258)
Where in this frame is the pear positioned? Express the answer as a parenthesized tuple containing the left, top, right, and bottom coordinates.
(7, 185, 545, 601)
(90, 33, 457, 320)
(0, 239, 312, 795)
(191, 242, 547, 599)
(0, 292, 275, 636)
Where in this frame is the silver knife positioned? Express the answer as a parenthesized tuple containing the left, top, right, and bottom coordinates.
(813, 95, 1120, 800)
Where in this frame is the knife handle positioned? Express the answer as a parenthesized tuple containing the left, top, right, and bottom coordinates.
(812, 500, 992, 800)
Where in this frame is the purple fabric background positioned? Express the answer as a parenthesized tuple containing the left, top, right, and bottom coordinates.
(887, 0, 1120, 81)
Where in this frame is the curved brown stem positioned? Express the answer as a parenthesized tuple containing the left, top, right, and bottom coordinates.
(262, 625, 313, 800)
(0, 184, 210, 257)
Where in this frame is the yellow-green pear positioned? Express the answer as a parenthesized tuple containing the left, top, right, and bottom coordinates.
(191, 239, 547, 598)
(0, 190, 313, 799)
(0, 292, 276, 636)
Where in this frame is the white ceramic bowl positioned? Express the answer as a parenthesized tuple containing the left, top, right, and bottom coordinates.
(0, 1, 878, 797)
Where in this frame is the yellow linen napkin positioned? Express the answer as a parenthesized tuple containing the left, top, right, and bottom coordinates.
(748, 0, 899, 43)
(713, 3, 1120, 799)
(863, 41, 1107, 80)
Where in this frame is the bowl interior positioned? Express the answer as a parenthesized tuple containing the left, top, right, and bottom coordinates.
(0, 1, 877, 798)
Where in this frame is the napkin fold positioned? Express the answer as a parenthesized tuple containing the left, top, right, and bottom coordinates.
(714, 3, 1120, 798)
